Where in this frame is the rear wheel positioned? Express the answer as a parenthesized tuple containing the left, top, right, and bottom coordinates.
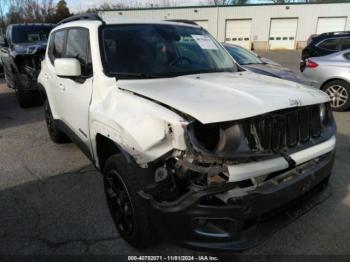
(103, 154, 155, 248)
(44, 100, 70, 143)
(322, 80, 350, 112)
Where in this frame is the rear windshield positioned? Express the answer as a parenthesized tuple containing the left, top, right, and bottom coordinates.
(12, 25, 54, 44)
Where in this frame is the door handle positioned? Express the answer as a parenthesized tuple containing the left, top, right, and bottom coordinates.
(59, 83, 66, 92)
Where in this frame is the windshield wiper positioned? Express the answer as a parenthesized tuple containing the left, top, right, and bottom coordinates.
(110, 72, 161, 79)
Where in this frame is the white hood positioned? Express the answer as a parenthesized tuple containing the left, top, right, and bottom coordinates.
(118, 71, 329, 124)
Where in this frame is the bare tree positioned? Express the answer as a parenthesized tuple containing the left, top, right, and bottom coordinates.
(3, 0, 70, 25)
(0, 0, 7, 32)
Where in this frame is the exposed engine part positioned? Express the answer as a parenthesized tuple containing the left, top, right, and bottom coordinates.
(154, 166, 168, 182)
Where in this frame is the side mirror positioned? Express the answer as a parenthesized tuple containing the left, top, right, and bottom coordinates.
(54, 58, 81, 77)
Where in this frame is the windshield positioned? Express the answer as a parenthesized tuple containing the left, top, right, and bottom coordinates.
(224, 45, 264, 65)
(100, 24, 237, 78)
(12, 25, 53, 44)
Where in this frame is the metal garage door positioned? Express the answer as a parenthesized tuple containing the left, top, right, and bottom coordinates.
(225, 19, 252, 49)
(269, 18, 298, 50)
(316, 17, 347, 34)
(194, 20, 209, 31)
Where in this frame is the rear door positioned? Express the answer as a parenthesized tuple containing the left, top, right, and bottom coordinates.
(45, 29, 67, 117)
(57, 28, 93, 150)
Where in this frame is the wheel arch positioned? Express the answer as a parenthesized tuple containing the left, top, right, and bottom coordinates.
(321, 78, 350, 91)
(37, 83, 47, 101)
(95, 133, 132, 171)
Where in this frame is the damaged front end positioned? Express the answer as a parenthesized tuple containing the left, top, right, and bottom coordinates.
(138, 103, 336, 250)
(13, 44, 46, 91)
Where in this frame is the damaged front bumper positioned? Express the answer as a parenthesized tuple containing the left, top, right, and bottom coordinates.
(139, 148, 335, 251)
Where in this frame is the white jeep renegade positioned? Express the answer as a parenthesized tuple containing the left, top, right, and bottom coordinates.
(38, 14, 336, 251)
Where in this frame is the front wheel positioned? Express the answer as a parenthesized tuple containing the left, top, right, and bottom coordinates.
(322, 80, 350, 112)
(103, 154, 155, 248)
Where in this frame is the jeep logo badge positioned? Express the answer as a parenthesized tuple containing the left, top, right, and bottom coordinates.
(289, 98, 302, 107)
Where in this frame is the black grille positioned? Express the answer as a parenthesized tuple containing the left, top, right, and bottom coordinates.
(244, 105, 323, 152)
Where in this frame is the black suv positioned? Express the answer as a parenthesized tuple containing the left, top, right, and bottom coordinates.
(0, 23, 54, 107)
(300, 31, 350, 72)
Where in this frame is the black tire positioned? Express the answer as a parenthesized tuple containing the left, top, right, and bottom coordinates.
(44, 100, 70, 143)
(322, 80, 350, 112)
(103, 154, 155, 248)
(15, 88, 35, 108)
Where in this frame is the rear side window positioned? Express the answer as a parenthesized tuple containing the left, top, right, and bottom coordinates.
(344, 52, 350, 60)
(318, 38, 341, 51)
(65, 28, 92, 76)
(341, 38, 350, 50)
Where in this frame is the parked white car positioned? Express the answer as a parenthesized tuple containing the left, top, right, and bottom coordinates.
(38, 14, 336, 251)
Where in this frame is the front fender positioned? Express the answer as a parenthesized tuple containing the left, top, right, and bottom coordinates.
(90, 88, 188, 166)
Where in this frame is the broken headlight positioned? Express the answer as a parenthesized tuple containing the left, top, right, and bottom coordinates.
(187, 121, 246, 156)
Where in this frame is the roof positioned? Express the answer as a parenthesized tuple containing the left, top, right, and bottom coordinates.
(54, 13, 200, 28)
(103, 18, 199, 27)
(312, 31, 350, 43)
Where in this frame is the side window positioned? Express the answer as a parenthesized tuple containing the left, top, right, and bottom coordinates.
(318, 38, 340, 51)
(65, 28, 92, 77)
(344, 52, 350, 60)
(341, 38, 350, 50)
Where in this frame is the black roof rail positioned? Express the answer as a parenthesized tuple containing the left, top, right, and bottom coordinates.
(165, 19, 198, 26)
(319, 31, 350, 36)
(56, 13, 104, 26)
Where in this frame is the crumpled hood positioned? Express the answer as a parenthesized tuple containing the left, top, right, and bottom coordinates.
(244, 63, 310, 85)
(118, 71, 329, 124)
(13, 42, 47, 55)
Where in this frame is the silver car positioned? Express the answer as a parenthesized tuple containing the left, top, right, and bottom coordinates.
(302, 50, 350, 111)
(223, 43, 313, 86)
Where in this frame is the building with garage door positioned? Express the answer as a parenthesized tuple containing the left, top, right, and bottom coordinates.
(98, 1, 350, 50)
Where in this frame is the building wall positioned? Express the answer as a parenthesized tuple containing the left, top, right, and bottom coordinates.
(99, 3, 350, 50)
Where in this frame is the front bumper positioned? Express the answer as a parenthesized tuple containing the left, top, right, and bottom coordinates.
(140, 150, 335, 251)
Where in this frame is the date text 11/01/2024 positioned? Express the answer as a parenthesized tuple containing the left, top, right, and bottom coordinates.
(128, 256, 219, 261)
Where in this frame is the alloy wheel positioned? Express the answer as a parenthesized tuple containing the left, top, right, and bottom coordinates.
(105, 171, 135, 236)
(326, 84, 348, 108)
